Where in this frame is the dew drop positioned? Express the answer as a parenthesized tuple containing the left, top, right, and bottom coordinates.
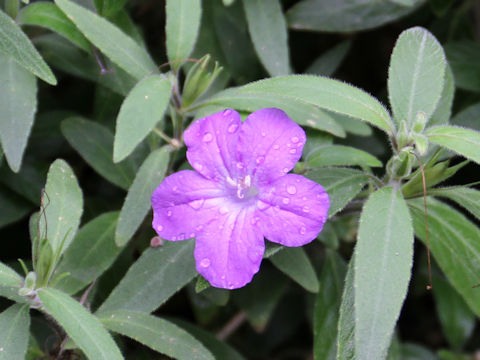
(283, 168, 289, 173)
(257, 200, 270, 211)
(289, 149, 297, 154)
(202, 132, 213, 142)
(251, 217, 260, 225)
(194, 162, 203, 171)
(302, 196, 307, 201)
(195, 224, 204, 231)
(219, 206, 229, 214)
(190, 233, 195, 238)
(166, 210, 172, 217)
(286, 185, 297, 195)
(236, 162, 244, 169)
(307, 119, 316, 127)
(256, 156, 265, 165)
(223, 109, 232, 116)
(221, 275, 226, 280)
(228, 284, 235, 289)
(273, 144, 280, 150)
(302, 206, 310, 213)
(157, 224, 163, 232)
(282, 198, 290, 205)
(200, 258, 211, 267)
(188, 199, 205, 210)
(227, 123, 239, 133)
(261, 131, 266, 137)
(178, 233, 185, 240)
(172, 236, 177, 240)
(300, 226, 306, 235)
(172, 186, 178, 192)
(291, 136, 299, 143)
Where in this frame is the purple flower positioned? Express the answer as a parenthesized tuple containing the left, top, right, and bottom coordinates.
(151, 108, 329, 289)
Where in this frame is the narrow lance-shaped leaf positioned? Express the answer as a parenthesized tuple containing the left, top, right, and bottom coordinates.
(305, 167, 370, 218)
(100, 311, 214, 360)
(0, 9, 56, 84)
(165, 0, 201, 72)
(426, 125, 480, 165)
(408, 198, 480, 317)
(17, 3, 91, 52)
(270, 247, 319, 293)
(113, 75, 172, 163)
(428, 187, 480, 222)
(116, 147, 170, 246)
(314, 250, 347, 360)
(306, 145, 382, 168)
(354, 186, 414, 360)
(388, 27, 446, 128)
(336, 256, 355, 360)
(38, 159, 83, 260)
(429, 65, 454, 127)
(0, 262, 24, 302)
(0, 304, 30, 360)
(54, 211, 122, 295)
(97, 241, 197, 315)
(0, 52, 37, 172)
(305, 40, 351, 77)
(61, 117, 137, 190)
(38, 288, 123, 360)
(202, 75, 394, 134)
(242, 0, 291, 76)
(55, 0, 157, 80)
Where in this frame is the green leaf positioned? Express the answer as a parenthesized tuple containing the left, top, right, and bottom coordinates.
(94, 0, 128, 17)
(17, 2, 91, 52)
(202, 75, 394, 134)
(409, 198, 480, 317)
(165, 0, 201, 72)
(61, 117, 137, 190)
(451, 102, 480, 131)
(97, 241, 197, 314)
(429, 65, 454, 127)
(429, 187, 480, 222)
(388, 27, 446, 128)
(432, 273, 475, 349)
(336, 257, 354, 360)
(314, 250, 346, 360)
(444, 41, 480, 93)
(99, 311, 214, 360)
(39, 159, 83, 259)
(0, 262, 24, 302)
(306, 145, 382, 168)
(0, 161, 47, 205)
(426, 125, 480, 164)
(115, 147, 170, 246)
(0, 304, 30, 360)
(0, 8, 56, 84)
(270, 247, 319, 293)
(198, 89, 346, 137)
(305, 167, 370, 217)
(55, 0, 157, 80)
(242, 0, 291, 76)
(37, 288, 123, 360)
(0, 52, 37, 172)
(286, 0, 423, 33)
(401, 343, 437, 360)
(172, 319, 246, 360)
(354, 186, 414, 360)
(0, 184, 32, 229)
(54, 211, 122, 295)
(113, 76, 172, 162)
(305, 40, 351, 77)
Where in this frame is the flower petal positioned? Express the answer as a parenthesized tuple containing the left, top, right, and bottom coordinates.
(256, 174, 329, 246)
(152, 170, 226, 241)
(184, 109, 241, 180)
(194, 207, 264, 289)
(238, 108, 306, 184)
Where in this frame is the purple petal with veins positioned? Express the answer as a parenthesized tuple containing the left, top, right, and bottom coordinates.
(151, 108, 329, 289)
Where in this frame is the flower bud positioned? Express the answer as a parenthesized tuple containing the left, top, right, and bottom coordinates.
(412, 111, 427, 133)
(387, 147, 414, 179)
(412, 133, 428, 155)
(396, 120, 411, 149)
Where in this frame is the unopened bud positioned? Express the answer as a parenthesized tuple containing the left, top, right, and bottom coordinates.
(412, 111, 427, 133)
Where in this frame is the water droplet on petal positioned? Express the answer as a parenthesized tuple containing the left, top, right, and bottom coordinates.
(228, 284, 235, 289)
(236, 162, 244, 169)
(273, 144, 280, 150)
(227, 123, 238, 133)
(200, 258, 211, 267)
(194, 162, 203, 171)
(302, 196, 307, 201)
(188, 199, 205, 210)
(178, 233, 185, 240)
(261, 131, 266, 137)
(219, 206, 229, 214)
(291, 136, 299, 143)
(282, 198, 290, 204)
(157, 224, 163, 232)
(221, 275, 226, 280)
(202, 132, 213, 142)
(223, 109, 232, 116)
(166, 210, 172, 217)
(251, 217, 260, 225)
(302, 206, 310, 213)
(289, 149, 297, 154)
(195, 225, 204, 231)
(172, 186, 178, 192)
(256, 156, 265, 165)
(283, 168, 289, 173)
(257, 200, 270, 211)
(300, 226, 306, 235)
(190, 233, 195, 238)
(286, 185, 297, 194)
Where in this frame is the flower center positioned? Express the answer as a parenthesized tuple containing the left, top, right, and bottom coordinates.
(226, 175, 258, 201)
